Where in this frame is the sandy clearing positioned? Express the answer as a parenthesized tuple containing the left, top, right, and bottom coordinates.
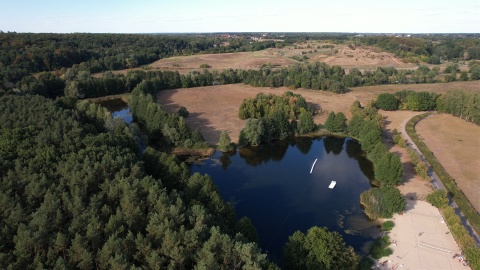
(376, 200, 466, 270)
(415, 114, 480, 212)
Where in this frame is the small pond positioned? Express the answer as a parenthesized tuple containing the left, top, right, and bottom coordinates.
(190, 137, 379, 264)
(97, 98, 133, 124)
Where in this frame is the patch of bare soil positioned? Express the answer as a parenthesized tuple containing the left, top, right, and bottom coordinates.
(416, 114, 480, 211)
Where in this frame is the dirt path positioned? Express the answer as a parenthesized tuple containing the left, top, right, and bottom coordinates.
(380, 110, 433, 200)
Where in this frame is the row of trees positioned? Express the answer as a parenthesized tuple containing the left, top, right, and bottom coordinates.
(375, 90, 438, 111)
(5, 57, 480, 101)
(238, 92, 316, 146)
(375, 89, 480, 126)
(343, 101, 405, 219)
(437, 90, 480, 125)
(0, 93, 272, 269)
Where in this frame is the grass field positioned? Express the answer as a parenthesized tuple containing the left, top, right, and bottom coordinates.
(416, 114, 480, 212)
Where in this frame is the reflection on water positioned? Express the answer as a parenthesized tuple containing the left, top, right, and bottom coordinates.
(96, 98, 146, 153)
(191, 137, 378, 264)
(96, 98, 133, 124)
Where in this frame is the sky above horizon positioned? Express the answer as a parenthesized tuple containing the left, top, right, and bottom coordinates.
(1, 0, 479, 34)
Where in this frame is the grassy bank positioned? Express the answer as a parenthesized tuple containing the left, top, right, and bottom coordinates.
(406, 113, 480, 235)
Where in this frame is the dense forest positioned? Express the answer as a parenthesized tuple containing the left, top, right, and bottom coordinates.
(357, 35, 480, 63)
(0, 32, 277, 88)
(0, 93, 275, 269)
(3, 32, 480, 98)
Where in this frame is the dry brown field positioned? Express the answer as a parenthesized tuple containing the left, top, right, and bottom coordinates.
(95, 41, 424, 77)
(94, 40, 474, 79)
(148, 50, 297, 74)
(157, 80, 480, 145)
(416, 114, 480, 211)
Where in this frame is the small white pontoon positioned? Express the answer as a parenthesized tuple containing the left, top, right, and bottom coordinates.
(328, 181, 336, 189)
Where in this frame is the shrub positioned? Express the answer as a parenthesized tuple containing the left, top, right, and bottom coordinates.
(360, 186, 405, 219)
(375, 93, 399, 111)
(427, 190, 449, 209)
(178, 106, 189, 118)
(381, 220, 395, 231)
(218, 131, 234, 152)
(370, 235, 393, 259)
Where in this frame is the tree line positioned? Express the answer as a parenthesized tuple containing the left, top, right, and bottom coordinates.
(4, 57, 480, 100)
(0, 32, 278, 89)
(375, 89, 480, 125)
(358, 35, 480, 63)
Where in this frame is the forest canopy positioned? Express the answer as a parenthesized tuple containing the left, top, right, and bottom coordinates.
(0, 93, 271, 269)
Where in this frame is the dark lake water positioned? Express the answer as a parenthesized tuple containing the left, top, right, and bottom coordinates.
(190, 137, 380, 264)
(96, 98, 132, 123)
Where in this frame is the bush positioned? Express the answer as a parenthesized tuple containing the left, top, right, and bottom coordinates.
(360, 186, 405, 219)
(370, 235, 393, 259)
(415, 161, 429, 180)
(218, 131, 234, 152)
(381, 220, 395, 231)
(427, 190, 449, 209)
(178, 106, 189, 118)
(375, 93, 399, 111)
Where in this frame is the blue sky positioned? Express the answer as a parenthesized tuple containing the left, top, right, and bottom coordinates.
(1, 0, 479, 33)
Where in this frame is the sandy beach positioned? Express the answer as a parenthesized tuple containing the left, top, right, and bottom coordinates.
(375, 200, 470, 270)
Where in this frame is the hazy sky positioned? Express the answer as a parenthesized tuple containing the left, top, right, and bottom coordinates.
(1, 0, 479, 33)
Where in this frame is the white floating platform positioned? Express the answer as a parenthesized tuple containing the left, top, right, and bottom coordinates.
(310, 159, 317, 174)
(328, 181, 336, 189)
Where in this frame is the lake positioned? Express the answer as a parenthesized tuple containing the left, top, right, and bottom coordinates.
(190, 136, 380, 264)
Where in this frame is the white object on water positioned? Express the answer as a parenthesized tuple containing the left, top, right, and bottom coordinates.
(310, 159, 317, 174)
(328, 181, 336, 189)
